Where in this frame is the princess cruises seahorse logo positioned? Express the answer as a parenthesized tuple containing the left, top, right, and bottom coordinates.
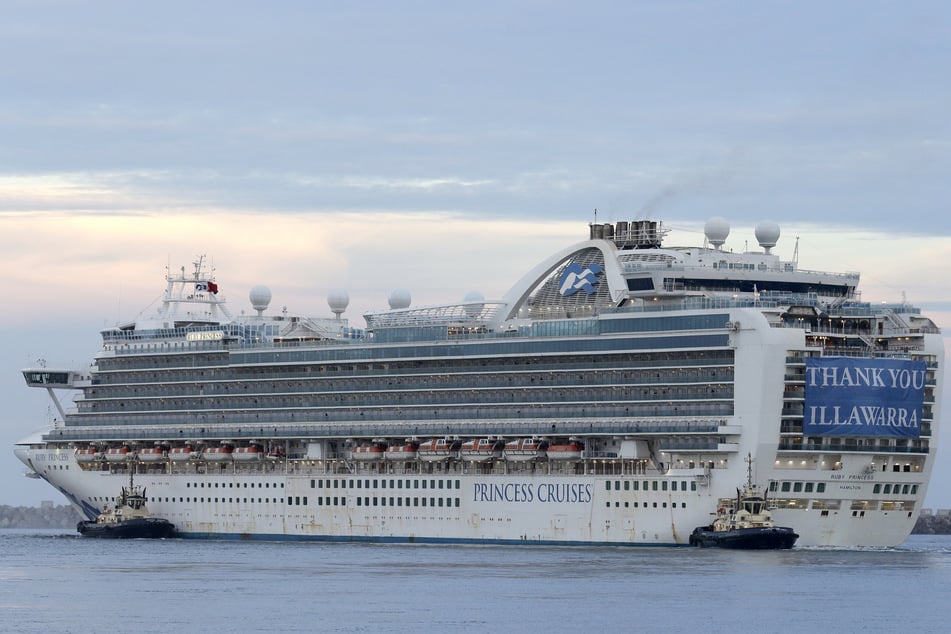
(559, 262, 603, 296)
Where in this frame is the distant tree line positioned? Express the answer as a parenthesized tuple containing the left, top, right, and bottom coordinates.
(0, 504, 82, 529)
(913, 512, 951, 535)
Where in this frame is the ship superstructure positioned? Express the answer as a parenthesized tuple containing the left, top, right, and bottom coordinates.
(15, 218, 943, 546)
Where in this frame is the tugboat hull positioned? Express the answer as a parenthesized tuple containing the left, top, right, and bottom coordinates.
(689, 526, 798, 549)
(77, 517, 175, 539)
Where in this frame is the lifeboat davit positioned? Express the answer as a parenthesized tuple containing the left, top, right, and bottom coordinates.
(266, 447, 285, 460)
(104, 447, 132, 463)
(169, 446, 200, 462)
(233, 445, 263, 462)
(137, 447, 167, 463)
(460, 438, 503, 462)
(385, 441, 419, 461)
(417, 438, 460, 462)
(74, 447, 102, 463)
(547, 440, 584, 460)
(352, 442, 386, 462)
(203, 446, 234, 462)
(504, 438, 549, 461)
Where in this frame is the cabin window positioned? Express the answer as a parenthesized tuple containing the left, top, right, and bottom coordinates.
(624, 481, 630, 491)
(805, 483, 814, 492)
(681, 481, 687, 491)
(605, 482, 611, 491)
(662, 482, 668, 491)
(793, 482, 803, 492)
(690, 481, 697, 491)
(817, 483, 826, 493)
(652, 481, 658, 491)
(781, 482, 791, 492)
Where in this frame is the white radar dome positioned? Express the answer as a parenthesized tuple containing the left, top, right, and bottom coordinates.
(704, 216, 730, 249)
(755, 220, 781, 253)
(463, 291, 485, 318)
(388, 288, 412, 310)
(249, 285, 272, 315)
(327, 288, 350, 319)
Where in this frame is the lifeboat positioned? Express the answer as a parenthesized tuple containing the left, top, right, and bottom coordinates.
(74, 447, 102, 463)
(460, 438, 503, 462)
(547, 440, 584, 461)
(233, 445, 263, 462)
(417, 438, 460, 462)
(169, 446, 200, 462)
(504, 438, 549, 462)
(203, 446, 234, 462)
(266, 447, 285, 460)
(137, 447, 167, 463)
(104, 447, 132, 463)
(385, 441, 419, 461)
(352, 441, 386, 462)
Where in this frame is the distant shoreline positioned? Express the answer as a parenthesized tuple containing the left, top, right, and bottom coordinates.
(3, 503, 951, 534)
(0, 504, 82, 529)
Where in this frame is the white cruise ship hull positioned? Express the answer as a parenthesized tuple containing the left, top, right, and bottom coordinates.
(18, 445, 921, 547)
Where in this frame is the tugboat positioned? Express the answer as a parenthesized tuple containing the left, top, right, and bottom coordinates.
(76, 466, 175, 539)
(689, 455, 798, 549)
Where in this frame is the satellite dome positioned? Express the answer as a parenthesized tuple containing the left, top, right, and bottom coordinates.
(327, 288, 350, 319)
(463, 291, 485, 318)
(704, 216, 730, 249)
(388, 288, 412, 310)
(755, 220, 781, 253)
(249, 285, 272, 315)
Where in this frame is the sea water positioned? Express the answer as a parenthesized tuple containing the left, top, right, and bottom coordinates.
(2, 531, 950, 633)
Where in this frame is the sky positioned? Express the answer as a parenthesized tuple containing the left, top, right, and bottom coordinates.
(1, 1, 949, 507)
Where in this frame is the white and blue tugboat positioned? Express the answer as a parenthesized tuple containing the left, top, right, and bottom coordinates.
(77, 468, 175, 539)
(690, 455, 798, 549)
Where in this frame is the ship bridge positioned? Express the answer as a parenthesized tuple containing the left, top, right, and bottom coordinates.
(22, 367, 89, 421)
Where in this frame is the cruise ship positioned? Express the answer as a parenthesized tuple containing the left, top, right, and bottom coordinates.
(15, 218, 944, 547)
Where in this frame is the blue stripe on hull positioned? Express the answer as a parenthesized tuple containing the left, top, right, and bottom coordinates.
(174, 532, 683, 547)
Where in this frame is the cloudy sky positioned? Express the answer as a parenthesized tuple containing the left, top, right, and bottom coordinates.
(2, 1, 950, 507)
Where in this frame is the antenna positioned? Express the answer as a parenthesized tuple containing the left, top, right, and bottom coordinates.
(745, 452, 754, 489)
(793, 236, 800, 264)
(594, 208, 598, 224)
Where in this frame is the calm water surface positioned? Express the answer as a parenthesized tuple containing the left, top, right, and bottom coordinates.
(2, 531, 950, 633)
